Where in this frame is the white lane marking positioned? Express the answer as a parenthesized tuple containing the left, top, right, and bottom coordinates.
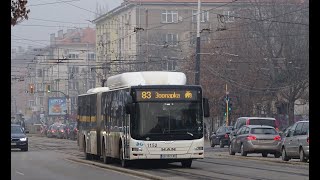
(16, 171, 24, 175)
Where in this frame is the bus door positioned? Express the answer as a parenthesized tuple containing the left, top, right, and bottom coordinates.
(106, 111, 111, 157)
(124, 114, 130, 159)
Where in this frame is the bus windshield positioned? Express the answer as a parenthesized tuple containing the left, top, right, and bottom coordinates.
(131, 102, 203, 141)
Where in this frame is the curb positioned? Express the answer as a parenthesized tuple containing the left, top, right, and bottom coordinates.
(66, 157, 165, 180)
(214, 152, 309, 166)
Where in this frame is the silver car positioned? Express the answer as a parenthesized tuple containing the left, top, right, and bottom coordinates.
(281, 121, 309, 162)
(229, 125, 282, 158)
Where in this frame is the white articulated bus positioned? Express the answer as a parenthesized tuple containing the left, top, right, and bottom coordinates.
(77, 71, 210, 168)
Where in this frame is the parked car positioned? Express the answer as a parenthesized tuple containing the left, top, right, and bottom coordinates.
(230, 117, 277, 140)
(281, 121, 309, 162)
(229, 125, 282, 158)
(210, 126, 233, 148)
(11, 124, 29, 151)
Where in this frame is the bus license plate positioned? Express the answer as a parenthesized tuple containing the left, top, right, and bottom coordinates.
(160, 154, 177, 159)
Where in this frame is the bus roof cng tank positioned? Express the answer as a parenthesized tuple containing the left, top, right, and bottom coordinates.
(86, 87, 109, 94)
(107, 71, 187, 90)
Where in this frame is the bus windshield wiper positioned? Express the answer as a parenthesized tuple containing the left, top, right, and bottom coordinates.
(187, 132, 193, 136)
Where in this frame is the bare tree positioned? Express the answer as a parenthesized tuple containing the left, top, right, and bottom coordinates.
(181, 0, 309, 126)
(11, 0, 30, 26)
(235, 0, 309, 124)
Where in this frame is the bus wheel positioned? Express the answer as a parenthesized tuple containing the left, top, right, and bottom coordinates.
(181, 159, 192, 168)
(102, 142, 111, 164)
(120, 146, 128, 168)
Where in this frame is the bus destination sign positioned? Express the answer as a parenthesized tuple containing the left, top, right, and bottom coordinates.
(135, 90, 199, 101)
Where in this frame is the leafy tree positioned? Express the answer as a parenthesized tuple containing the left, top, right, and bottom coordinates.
(11, 0, 30, 26)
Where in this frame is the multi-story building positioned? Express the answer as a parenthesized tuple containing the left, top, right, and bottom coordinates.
(34, 27, 96, 124)
(93, 0, 237, 85)
(11, 46, 38, 121)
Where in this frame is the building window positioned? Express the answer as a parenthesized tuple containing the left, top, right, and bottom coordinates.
(190, 32, 210, 46)
(192, 10, 209, 22)
(37, 69, 42, 77)
(161, 10, 178, 23)
(223, 11, 235, 23)
(71, 81, 79, 90)
(29, 100, 35, 107)
(39, 97, 43, 106)
(163, 33, 178, 46)
(128, 13, 131, 26)
(37, 83, 43, 91)
(68, 66, 79, 74)
(68, 53, 79, 59)
(87, 53, 95, 61)
(129, 35, 132, 50)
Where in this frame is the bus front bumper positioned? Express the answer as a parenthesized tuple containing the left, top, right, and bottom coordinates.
(129, 152, 204, 160)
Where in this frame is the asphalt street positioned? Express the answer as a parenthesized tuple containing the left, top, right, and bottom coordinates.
(11, 135, 309, 180)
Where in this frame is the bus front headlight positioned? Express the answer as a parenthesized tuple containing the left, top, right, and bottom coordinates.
(132, 147, 142, 151)
(194, 146, 203, 150)
(20, 137, 27, 141)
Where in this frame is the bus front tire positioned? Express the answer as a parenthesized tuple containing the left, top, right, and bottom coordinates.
(181, 159, 192, 168)
(120, 146, 128, 167)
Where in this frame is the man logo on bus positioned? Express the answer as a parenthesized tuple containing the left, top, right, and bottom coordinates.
(185, 91, 192, 99)
(161, 147, 176, 151)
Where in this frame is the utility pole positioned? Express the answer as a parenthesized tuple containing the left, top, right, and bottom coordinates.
(86, 43, 89, 91)
(226, 84, 229, 126)
(195, 0, 201, 85)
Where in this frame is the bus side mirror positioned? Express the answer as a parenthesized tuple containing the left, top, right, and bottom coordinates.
(203, 98, 210, 117)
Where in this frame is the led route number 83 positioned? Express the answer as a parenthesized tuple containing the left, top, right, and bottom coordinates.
(141, 91, 152, 99)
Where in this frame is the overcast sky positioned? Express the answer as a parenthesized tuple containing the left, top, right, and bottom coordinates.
(11, 0, 122, 49)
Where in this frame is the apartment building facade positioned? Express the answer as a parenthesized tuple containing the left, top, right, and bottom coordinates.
(93, 0, 237, 85)
(33, 27, 96, 124)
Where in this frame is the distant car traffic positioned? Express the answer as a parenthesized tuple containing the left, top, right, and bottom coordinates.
(281, 121, 309, 162)
(66, 122, 78, 140)
(229, 125, 282, 158)
(56, 124, 67, 139)
(11, 124, 29, 151)
(210, 126, 233, 148)
(47, 123, 65, 138)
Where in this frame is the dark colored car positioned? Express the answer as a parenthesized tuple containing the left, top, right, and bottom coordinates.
(229, 125, 282, 158)
(210, 126, 233, 148)
(11, 124, 29, 151)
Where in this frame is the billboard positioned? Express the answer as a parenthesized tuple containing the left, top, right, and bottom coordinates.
(48, 97, 67, 116)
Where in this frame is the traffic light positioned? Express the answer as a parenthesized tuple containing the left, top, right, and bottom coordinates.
(228, 102, 232, 112)
(46, 84, 51, 93)
(29, 84, 34, 94)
